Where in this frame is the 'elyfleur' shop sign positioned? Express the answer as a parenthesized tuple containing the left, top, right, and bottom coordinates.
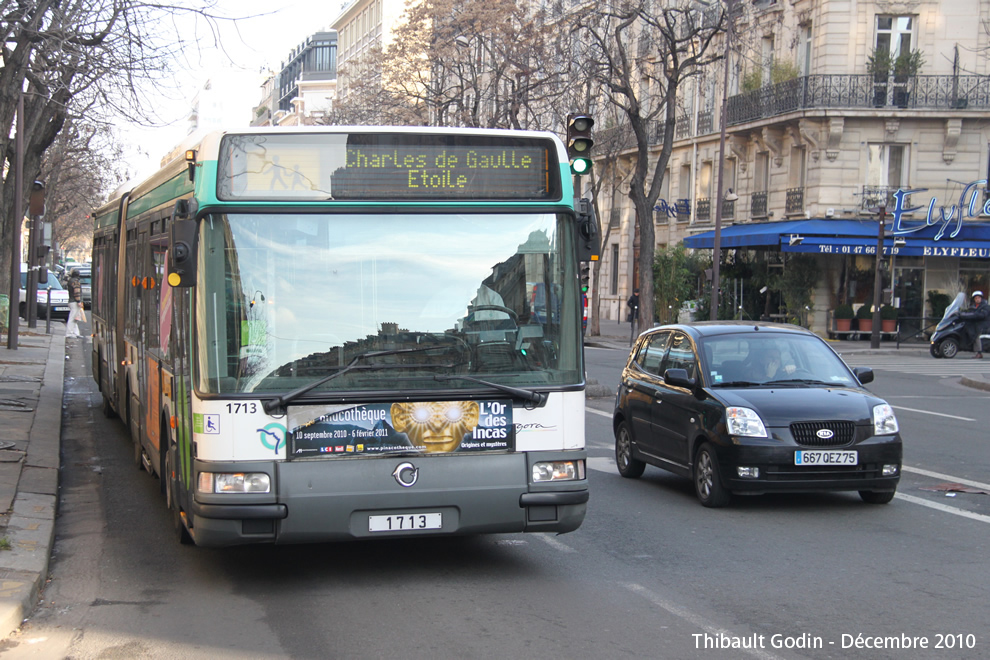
(891, 180, 990, 242)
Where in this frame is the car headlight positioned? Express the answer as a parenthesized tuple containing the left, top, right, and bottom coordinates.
(873, 404, 899, 435)
(725, 407, 767, 437)
(532, 460, 585, 482)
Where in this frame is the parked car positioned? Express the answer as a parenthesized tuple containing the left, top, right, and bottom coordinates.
(613, 321, 902, 507)
(19, 264, 70, 320)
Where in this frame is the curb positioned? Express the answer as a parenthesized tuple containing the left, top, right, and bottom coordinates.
(0, 330, 64, 640)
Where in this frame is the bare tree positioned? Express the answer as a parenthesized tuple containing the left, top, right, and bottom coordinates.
(0, 0, 235, 295)
(577, 0, 723, 333)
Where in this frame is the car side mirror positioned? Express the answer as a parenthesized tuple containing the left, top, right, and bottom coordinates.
(664, 368, 696, 389)
(853, 366, 874, 385)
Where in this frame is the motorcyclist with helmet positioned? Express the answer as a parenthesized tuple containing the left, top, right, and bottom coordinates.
(958, 291, 990, 358)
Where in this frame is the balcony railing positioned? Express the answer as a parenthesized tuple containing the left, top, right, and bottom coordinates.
(722, 198, 736, 220)
(727, 74, 990, 125)
(696, 198, 711, 221)
(785, 187, 805, 214)
(751, 191, 768, 218)
(696, 110, 714, 134)
(860, 186, 911, 211)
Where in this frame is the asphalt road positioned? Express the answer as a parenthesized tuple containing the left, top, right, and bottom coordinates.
(0, 340, 987, 659)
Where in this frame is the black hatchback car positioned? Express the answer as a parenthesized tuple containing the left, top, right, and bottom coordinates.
(613, 322, 902, 507)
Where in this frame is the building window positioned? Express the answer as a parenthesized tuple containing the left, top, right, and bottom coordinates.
(876, 16, 914, 57)
(755, 152, 770, 192)
(610, 244, 619, 296)
(799, 24, 813, 77)
(867, 144, 907, 189)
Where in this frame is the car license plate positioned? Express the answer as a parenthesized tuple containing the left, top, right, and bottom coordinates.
(795, 450, 858, 465)
(55, 306, 68, 311)
(368, 512, 442, 532)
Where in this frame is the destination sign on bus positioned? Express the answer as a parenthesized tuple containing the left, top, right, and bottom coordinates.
(287, 400, 514, 458)
(217, 133, 561, 201)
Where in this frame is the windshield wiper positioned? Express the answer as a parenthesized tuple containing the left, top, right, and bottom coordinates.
(263, 346, 453, 414)
(765, 378, 835, 386)
(713, 380, 762, 388)
(432, 374, 547, 407)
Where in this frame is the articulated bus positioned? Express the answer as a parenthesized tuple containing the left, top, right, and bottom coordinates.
(91, 127, 597, 546)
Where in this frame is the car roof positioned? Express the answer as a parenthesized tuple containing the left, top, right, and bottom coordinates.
(642, 321, 817, 340)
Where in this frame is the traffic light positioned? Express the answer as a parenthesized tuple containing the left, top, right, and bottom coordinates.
(580, 262, 591, 294)
(566, 113, 594, 175)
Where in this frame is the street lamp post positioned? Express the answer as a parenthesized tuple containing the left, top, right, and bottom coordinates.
(710, 0, 736, 320)
(870, 206, 886, 348)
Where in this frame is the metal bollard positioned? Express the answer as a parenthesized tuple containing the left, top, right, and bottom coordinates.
(45, 287, 52, 334)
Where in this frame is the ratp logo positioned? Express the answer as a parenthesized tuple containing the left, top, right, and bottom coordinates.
(257, 423, 286, 454)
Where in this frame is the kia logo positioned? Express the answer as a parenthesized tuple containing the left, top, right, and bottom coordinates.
(816, 429, 834, 439)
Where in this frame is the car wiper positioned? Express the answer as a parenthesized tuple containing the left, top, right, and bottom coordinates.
(765, 378, 834, 386)
(432, 374, 546, 407)
(712, 380, 762, 388)
(262, 346, 454, 414)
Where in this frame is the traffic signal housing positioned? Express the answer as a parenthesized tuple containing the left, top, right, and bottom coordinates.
(566, 113, 594, 175)
(580, 262, 591, 294)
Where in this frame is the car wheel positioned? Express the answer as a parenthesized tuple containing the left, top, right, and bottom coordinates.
(859, 489, 896, 504)
(614, 421, 645, 479)
(930, 343, 942, 358)
(939, 337, 959, 359)
(694, 443, 730, 508)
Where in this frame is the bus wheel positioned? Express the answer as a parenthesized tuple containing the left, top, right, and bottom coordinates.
(165, 446, 193, 545)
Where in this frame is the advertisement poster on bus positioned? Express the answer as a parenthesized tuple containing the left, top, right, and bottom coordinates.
(287, 400, 514, 457)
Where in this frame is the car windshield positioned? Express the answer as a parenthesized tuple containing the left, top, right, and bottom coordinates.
(703, 332, 857, 387)
(20, 272, 64, 289)
(194, 212, 583, 395)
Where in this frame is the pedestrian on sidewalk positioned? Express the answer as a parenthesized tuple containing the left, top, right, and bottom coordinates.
(627, 288, 640, 324)
(958, 290, 990, 358)
(66, 269, 83, 338)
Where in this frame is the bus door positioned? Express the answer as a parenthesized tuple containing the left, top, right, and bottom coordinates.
(142, 234, 169, 459)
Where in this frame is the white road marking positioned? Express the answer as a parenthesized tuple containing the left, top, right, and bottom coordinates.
(894, 493, 990, 524)
(534, 532, 577, 553)
(890, 405, 975, 421)
(587, 456, 615, 473)
(586, 407, 612, 419)
(902, 465, 990, 490)
(622, 583, 785, 660)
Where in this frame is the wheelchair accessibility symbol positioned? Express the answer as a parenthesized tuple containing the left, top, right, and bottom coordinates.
(257, 423, 286, 454)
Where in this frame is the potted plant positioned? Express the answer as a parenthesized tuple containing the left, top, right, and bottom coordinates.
(892, 49, 925, 107)
(856, 303, 874, 333)
(866, 48, 892, 107)
(880, 304, 898, 332)
(834, 304, 854, 332)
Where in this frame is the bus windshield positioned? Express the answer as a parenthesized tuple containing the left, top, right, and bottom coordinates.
(194, 212, 583, 395)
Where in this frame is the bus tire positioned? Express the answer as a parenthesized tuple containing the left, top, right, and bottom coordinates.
(165, 444, 193, 545)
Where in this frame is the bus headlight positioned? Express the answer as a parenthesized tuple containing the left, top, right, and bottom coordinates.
(532, 460, 585, 482)
(198, 472, 271, 494)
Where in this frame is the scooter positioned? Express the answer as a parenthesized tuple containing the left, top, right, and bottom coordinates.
(930, 293, 975, 358)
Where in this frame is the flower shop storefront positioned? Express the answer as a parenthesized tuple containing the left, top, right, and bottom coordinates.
(684, 218, 990, 338)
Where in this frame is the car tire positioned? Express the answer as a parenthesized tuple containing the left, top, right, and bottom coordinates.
(939, 337, 959, 359)
(694, 443, 730, 508)
(930, 343, 942, 358)
(859, 489, 895, 504)
(614, 421, 645, 479)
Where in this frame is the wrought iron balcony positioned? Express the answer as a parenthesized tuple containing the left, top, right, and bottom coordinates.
(785, 187, 805, 214)
(727, 74, 990, 125)
(696, 110, 714, 135)
(696, 198, 711, 221)
(722, 197, 736, 220)
(751, 191, 768, 218)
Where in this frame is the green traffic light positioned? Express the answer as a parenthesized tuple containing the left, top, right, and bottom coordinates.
(571, 158, 592, 175)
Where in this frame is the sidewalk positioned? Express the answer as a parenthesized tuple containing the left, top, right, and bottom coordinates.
(0, 323, 64, 640)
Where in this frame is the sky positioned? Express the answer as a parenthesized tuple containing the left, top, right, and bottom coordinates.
(119, 0, 345, 182)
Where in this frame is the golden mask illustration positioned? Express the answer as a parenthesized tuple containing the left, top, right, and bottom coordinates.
(391, 401, 480, 453)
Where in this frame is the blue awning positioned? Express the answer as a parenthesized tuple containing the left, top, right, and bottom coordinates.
(683, 219, 990, 258)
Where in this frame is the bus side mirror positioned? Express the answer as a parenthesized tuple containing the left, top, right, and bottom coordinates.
(167, 200, 198, 287)
(575, 198, 600, 263)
